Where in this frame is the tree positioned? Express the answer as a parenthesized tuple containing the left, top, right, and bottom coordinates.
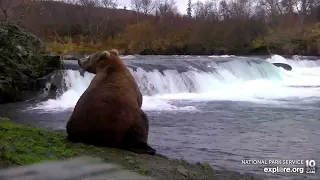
(227, 0, 255, 20)
(0, 0, 14, 22)
(3, 0, 318, 56)
(156, 0, 178, 16)
(187, 0, 192, 17)
(259, 0, 283, 17)
(141, 0, 156, 14)
(63, 0, 78, 4)
(219, 0, 230, 20)
(78, 0, 99, 7)
(0, 0, 32, 24)
(101, 0, 117, 8)
(193, 0, 217, 21)
(131, 0, 142, 13)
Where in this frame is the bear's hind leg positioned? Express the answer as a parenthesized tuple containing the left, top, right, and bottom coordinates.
(122, 125, 156, 155)
(127, 140, 156, 155)
(122, 111, 156, 155)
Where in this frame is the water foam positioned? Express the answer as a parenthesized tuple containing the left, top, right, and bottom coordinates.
(30, 55, 320, 112)
(121, 55, 136, 60)
(209, 55, 235, 58)
(130, 59, 286, 96)
(267, 54, 320, 68)
(32, 70, 196, 112)
(267, 54, 320, 87)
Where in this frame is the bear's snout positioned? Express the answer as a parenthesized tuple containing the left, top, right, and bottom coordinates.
(78, 58, 88, 69)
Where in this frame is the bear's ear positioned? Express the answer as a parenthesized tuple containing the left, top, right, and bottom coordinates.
(100, 51, 110, 59)
(110, 49, 119, 56)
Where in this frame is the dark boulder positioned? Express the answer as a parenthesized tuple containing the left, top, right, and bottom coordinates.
(18, 70, 67, 102)
(272, 63, 292, 71)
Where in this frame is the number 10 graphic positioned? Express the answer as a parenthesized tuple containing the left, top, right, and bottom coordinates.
(305, 160, 316, 174)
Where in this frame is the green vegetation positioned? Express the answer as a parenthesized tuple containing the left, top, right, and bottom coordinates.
(0, 117, 89, 166)
(1, 0, 318, 56)
(138, 167, 152, 175)
(0, 23, 62, 103)
(200, 162, 214, 170)
(0, 118, 260, 179)
(45, 39, 128, 55)
(0, 117, 141, 168)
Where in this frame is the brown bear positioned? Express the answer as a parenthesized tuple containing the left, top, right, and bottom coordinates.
(66, 49, 156, 155)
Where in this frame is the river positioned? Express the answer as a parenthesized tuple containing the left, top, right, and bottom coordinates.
(0, 54, 319, 180)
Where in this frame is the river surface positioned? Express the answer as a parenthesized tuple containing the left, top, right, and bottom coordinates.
(1, 54, 320, 180)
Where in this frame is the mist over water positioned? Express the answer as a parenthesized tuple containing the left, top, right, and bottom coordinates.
(31, 54, 320, 112)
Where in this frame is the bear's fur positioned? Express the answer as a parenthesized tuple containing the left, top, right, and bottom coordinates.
(66, 49, 156, 155)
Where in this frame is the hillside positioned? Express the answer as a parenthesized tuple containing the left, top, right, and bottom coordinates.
(1, 0, 320, 56)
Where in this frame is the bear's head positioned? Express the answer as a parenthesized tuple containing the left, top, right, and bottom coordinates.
(78, 49, 119, 74)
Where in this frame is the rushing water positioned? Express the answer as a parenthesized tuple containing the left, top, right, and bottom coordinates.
(1, 54, 320, 180)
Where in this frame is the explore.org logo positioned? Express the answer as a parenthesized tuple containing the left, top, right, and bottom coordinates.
(241, 159, 317, 174)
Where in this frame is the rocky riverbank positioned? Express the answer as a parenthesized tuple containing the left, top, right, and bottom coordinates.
(0, 118, 263, 180)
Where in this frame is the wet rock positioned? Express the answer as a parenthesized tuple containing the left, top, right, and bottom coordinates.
(272, 62, 292, 71)
(0, 156, 155, 180)
(43, 55, 62, 71)
(62, 54, 85, 60)
(19, 70, 67, 102)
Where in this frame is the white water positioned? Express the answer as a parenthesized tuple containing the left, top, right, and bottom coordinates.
(31, 54, 320, 112)
(209, 55, 235, 58)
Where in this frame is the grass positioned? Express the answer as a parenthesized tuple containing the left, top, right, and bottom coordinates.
(0, 117, 261, 180)
(200, 162, 214, 170)
(138, 167, 152, 175)
(0, 117, 99, 166)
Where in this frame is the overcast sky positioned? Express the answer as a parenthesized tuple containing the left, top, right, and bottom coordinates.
(116, 0, 206, 14)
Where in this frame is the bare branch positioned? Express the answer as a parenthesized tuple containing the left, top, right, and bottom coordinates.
(101, 0, 117, 9)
